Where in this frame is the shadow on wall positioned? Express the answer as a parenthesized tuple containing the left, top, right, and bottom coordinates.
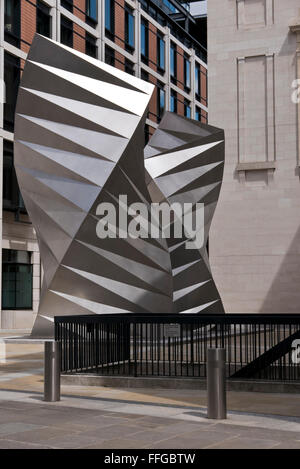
(260, 225, 300, 313)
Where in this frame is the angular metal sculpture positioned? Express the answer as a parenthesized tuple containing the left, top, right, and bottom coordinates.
(145, 113, 225, 314)
(14, 35, 224, 338)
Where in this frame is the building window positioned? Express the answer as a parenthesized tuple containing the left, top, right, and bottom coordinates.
(4, 0, 21, 48)
(86, 33, 97, 58)
(105, 45, 115, 66)
(61, 16, 73, 47)
(61, 0, 73, 13)
(170, 42, 177, 82)
(36, 0, 51, 38)
(105, 0, 114, 39)
(195, 106, 207, 123)
(86, 0, 97, 25)
(184, 100, 191, 118)
(2, 249, 33, 310)
(125, 5, 134, 52)
(170, 90, 177, 113)
(141, 70, 149, 82)
(157, 83, 165, 122)
(125, 59, 135, 76)
(4, 52, 20, 133)
(157, 33, 165, 73)
(184, 56, 191, 90)
(141, 19, 149, 64)
(3, 140, 24, 211)
(195, 64, 200, 101)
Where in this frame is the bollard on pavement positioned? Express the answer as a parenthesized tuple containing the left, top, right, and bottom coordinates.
(44, 341, 61, 402)
(206, 348, 227, 419)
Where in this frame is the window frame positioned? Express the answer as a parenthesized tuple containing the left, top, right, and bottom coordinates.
(184, 55, 191, 91)
(2, 249, 33, 310)
(4, 0, 21, 47)
(125, 59, 135, 76)
(4, 52, 21, 133)
(125, 4, 135, 52)
(36, 0, 51, 38)
(105, 0, 115, 39)
(170, 90, 177, 113)
(60, 16, 73, 47)
(105, 45, 115, 66)
(170, 42, 177, 83)
(86, 0, 98, 25)
(184, 99, 191, 118)
(85, 32, 98, 58)
(61, 0, 73, 13)
(157, 33, 165, 74)
(157, 82, 165, 122)
(141, 19, 149, 64)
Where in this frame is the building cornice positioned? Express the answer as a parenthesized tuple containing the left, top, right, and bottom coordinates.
(289, 19, 300, 34)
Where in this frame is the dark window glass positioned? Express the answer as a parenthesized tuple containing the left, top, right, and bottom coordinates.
(184, 100, 191, 118)
(125, 59, 135, 76)
(86, 0, 97, 22)
(3, 140, 20, 211)
(170, 43, 177, 80)
(2, 249, 33, 310)
(141, 19, 148, 64)
(105, 46, 115, 66)
(36, 0, 51, 38)
(61, 16, 73, 47)
(157, 34, 165, 72)
(105, 0, 114, 38)
(163, 0, 178, 13)
(195, 106, 207, 123)
(170, 91, 177, 113)
(157, 83, 165, 122)
(125, 5, 134, 51)
(86, 33, 97, 58)
(61, 0, 73, 13)
(141, 70, 149, 82)
(4, 0, 20, 47)
(184, 56, 191, 90)
(4, 52, 20, 132)
(195, 64, 200, 100)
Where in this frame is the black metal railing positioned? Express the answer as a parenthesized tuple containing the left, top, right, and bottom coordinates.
(55, 314, 300, 381)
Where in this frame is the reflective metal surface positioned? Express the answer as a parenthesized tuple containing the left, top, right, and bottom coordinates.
(14, 35, 225, 338)
(145, 113, 225, 314)
(207, 348, 227, 419)
(44, 341, 60, 402)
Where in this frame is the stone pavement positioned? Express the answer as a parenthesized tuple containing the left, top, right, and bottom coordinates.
(0, 338, 300, 449)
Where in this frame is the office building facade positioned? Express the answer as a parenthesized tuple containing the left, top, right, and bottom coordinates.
(0, 0, 208, 329)
(208, 1, 300, 313)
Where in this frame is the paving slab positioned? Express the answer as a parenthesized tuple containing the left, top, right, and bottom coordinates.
(0, 342, 300, 448)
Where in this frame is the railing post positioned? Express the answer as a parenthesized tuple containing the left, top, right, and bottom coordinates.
(207, 348, 227, 419)
(44, 341, 61, 402)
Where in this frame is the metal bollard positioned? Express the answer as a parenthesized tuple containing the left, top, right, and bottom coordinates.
(206, 348, 227, 419)
(44, 341, 61, 402)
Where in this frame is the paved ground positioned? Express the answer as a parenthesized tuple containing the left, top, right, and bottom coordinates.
(0, 337, 300, 449)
